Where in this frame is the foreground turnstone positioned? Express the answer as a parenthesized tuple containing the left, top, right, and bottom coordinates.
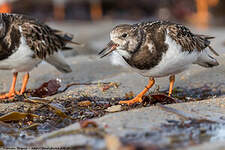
(99, 20, 219, 105)
(0, 13, 80, 99)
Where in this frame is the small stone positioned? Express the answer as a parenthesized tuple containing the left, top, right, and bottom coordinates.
(78, 101, 92, 107)
(39, 116, 45, 121)
(105, 105, 122, 113)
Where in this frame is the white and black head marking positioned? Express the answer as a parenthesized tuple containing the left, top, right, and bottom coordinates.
(99, 21, 168, 70)
(99, 24, 144, 58)
(110, 24, 143, 53)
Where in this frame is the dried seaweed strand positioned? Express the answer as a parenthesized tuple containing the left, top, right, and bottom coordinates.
(58, 82, 112, 93)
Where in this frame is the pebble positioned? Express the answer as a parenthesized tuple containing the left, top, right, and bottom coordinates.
(105, 105, 122, 112)
(77, 101, 92, 107)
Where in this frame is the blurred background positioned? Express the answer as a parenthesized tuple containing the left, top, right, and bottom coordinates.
(1, 0, 224, 26)
(0, 0, 224, 54)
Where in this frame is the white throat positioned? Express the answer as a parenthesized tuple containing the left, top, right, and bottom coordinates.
(116, 49, 131, 59)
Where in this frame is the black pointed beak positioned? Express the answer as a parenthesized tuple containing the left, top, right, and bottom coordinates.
(98, 41, 118, 58)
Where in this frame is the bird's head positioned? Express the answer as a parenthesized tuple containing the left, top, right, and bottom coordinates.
(99, 24, 143, 58)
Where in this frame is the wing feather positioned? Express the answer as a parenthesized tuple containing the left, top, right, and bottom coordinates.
(167, 24, 219, 56)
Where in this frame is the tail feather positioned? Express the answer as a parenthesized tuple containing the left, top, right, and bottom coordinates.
(197, 34, 215, 40)
(208, 45, 219, 56)
(45, 52, 72, 73)
(62, 47, 73, 50)
(53, 30, 82, 47)
(198, 34, 219, 56)
(195, 50, 219, 68)
(68, 40, 83, 46)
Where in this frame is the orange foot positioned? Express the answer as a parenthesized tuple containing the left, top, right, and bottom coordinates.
(119, 77, 155, 105)
(0, 91, 20, 99)
(119, 95, 143, 105)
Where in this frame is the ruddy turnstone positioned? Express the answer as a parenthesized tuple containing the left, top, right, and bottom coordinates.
(99, 21, 219, 105)
(0, 13, 80, 99)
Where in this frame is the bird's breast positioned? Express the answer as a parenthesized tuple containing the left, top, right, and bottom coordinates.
(124, 42, 164, 70)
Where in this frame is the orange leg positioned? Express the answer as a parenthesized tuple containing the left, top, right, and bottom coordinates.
(119, 77, 155, 105)
(168, 75, 175, 96)
(19, 73, 29, 95)
(0, 72, 18, 99)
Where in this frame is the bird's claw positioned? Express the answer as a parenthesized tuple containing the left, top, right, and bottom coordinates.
(0, 91, 19, 99)
(119, 96, 143, 105)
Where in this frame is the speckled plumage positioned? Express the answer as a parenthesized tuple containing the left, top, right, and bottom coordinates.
(0, 13, 80, 99)
(137, 21, 216, 53)
(0, 13, 75, 60)
(0, 13, 80, 73)
(100, 20, 219, 77)
(99, 20, 219, 105)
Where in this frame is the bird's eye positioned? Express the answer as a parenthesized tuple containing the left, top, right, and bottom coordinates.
(122, 33, 127, 38)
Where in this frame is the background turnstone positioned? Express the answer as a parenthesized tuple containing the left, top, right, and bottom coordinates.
(0, 13, 80, 99)
(99, 21, 219, 105)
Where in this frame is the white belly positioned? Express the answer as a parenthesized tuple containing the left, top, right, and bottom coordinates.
(139, 35, 200, 77)
(0, 33, 42, 73)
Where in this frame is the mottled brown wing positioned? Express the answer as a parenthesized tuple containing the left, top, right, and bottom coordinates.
(0, 25, 21, 60)
(0, 14, 22, 60)
(167, 24, 218, 55)
(21, 21, 65, 59)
